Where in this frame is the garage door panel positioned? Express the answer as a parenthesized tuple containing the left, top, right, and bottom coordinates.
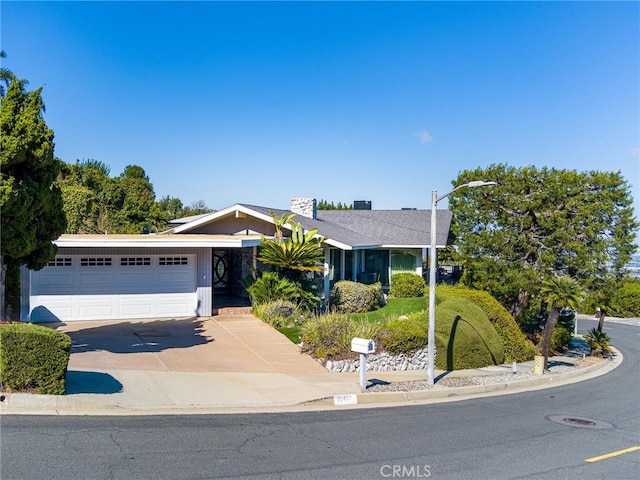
(33, 272, 74, 289)
(77, 295, 115, 320)
(157, 294, 196, 315)
(118, 301, 154, 317)
(30, 296, 74, 322)
(118, 273, 156, 294)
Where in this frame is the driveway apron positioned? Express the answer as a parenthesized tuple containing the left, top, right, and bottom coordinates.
(53, 315, 326, 374)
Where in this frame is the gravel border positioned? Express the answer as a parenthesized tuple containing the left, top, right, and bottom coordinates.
(365, 357, 605, 392)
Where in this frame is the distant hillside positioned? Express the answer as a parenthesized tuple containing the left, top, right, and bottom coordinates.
(627, 253, 640, 278)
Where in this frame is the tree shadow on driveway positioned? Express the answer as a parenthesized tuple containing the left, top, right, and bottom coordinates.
(49, 317, 212, 355)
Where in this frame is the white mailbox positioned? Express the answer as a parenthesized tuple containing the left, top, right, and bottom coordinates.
(351, 337, 375, 354)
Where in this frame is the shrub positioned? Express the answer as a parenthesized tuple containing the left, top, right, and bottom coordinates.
(389, 273, 425, 298)
(581, 278, 640, 318)
(0, 323, 71, 395)
(253, 300, 305, 328)
(613, 280, 640, 317)
(330, 281, 385, 313)
(375, 318, 427, 354)
(436, 285, 535, 363)
(431, 297, 505, 370)
(549, 326, 572, 353)
(300, 313, 377, 359)
(245, 271, 318, 310)
(584, 328, 611, 356)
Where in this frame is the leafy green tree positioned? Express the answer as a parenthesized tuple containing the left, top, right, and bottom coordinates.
(156, 195, 185, 219)
(449, 164, 638, 324)
(257, 212, 325, 281)
(58, 159, 122, 233)
(0, 50, 12, 97)
(317, 199, 353, 210)
(182, 199, 213, 217)
(118, 165, 156, 233)
(540, 275, 583, 369)
(1, 75, 67, 319)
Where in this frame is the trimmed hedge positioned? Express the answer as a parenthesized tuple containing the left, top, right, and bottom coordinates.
(437, 285, 535, 363)
(389, 273, 425, 298)
(330, 280, 385, 313)
(375, 318, 427, 354)
(0, 323, 72, 395)
(433, 297, 505, 370)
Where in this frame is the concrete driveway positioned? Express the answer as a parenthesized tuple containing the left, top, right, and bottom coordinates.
(53, 315, 326, 374)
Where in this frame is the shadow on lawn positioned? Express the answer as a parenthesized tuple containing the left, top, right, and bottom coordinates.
(49, 317, 212, 355)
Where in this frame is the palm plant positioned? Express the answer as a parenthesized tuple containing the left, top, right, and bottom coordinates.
(590, 281, 620, 332)
(540, 275, 583, 370)
(257, 212, 325, 282)
(583, 327, 611, 356)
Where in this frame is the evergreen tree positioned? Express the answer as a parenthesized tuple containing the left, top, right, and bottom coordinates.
(449, 164, 638, 325)
(1, 75, 67, 319)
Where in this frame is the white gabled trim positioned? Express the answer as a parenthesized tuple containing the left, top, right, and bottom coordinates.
(172, 204, 276, 233)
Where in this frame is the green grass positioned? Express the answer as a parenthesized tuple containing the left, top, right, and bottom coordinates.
(348, 297, 427, 322)
(277, 326, 302, 344)
(276, 297, 426, 344)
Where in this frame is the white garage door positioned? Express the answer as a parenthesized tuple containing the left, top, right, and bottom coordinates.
(29, 255, 197, 322)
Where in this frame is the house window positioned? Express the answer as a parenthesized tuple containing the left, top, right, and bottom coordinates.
(120, 257, 151, 266)
(363, 250, 389, 286)
(345, 251, 353, 281)
(47, 257, 72, 267)
(80, 257, 112, 267)
(329, 249, 340, 288)
(159, 257, 188, 266)
(390, 250, 418, 276)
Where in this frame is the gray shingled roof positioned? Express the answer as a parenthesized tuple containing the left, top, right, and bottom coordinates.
(238, 204, 452, 249)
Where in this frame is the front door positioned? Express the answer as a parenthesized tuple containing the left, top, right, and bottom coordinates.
(213, 249, 231, 293)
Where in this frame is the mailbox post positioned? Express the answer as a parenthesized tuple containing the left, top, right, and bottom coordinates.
(351, 337, 375, 390)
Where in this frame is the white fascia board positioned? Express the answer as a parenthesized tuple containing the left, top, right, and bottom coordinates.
(350, 245, 385, 250)
(327, 242, 384, 250)
(53, 237, 255, 248)
(380, 244, 433, 249)
(323, 239, 354, 250)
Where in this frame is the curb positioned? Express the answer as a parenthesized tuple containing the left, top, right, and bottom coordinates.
(0, 348, 622, 415)
(303, 347, 622, 409)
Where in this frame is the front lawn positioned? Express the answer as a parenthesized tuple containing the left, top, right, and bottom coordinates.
(276, 297, 426, 343)
(348, 297, 427, 322)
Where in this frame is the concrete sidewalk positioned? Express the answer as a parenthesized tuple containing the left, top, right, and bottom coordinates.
(0, 316, 626, 415)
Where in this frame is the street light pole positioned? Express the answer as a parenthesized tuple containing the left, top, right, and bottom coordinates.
(427, 181, 496, 387)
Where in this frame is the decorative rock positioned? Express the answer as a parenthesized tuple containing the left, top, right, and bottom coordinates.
(323, 347, 437, 373)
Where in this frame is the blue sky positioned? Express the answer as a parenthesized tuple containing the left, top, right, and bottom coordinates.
(2, 1, 639, 223)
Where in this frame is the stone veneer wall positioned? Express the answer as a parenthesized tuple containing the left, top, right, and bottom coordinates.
(290, 197, 317, 219)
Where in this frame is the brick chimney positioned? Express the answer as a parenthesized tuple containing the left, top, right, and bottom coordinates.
(290, 197, 317, 219)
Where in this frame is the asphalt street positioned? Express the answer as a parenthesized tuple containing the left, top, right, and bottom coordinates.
(1, 319, 638, 480)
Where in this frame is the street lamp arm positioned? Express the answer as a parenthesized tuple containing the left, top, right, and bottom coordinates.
(435, 181, 497, 204)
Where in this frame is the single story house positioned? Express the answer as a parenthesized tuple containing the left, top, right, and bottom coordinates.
(21, 198, 452, 322)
